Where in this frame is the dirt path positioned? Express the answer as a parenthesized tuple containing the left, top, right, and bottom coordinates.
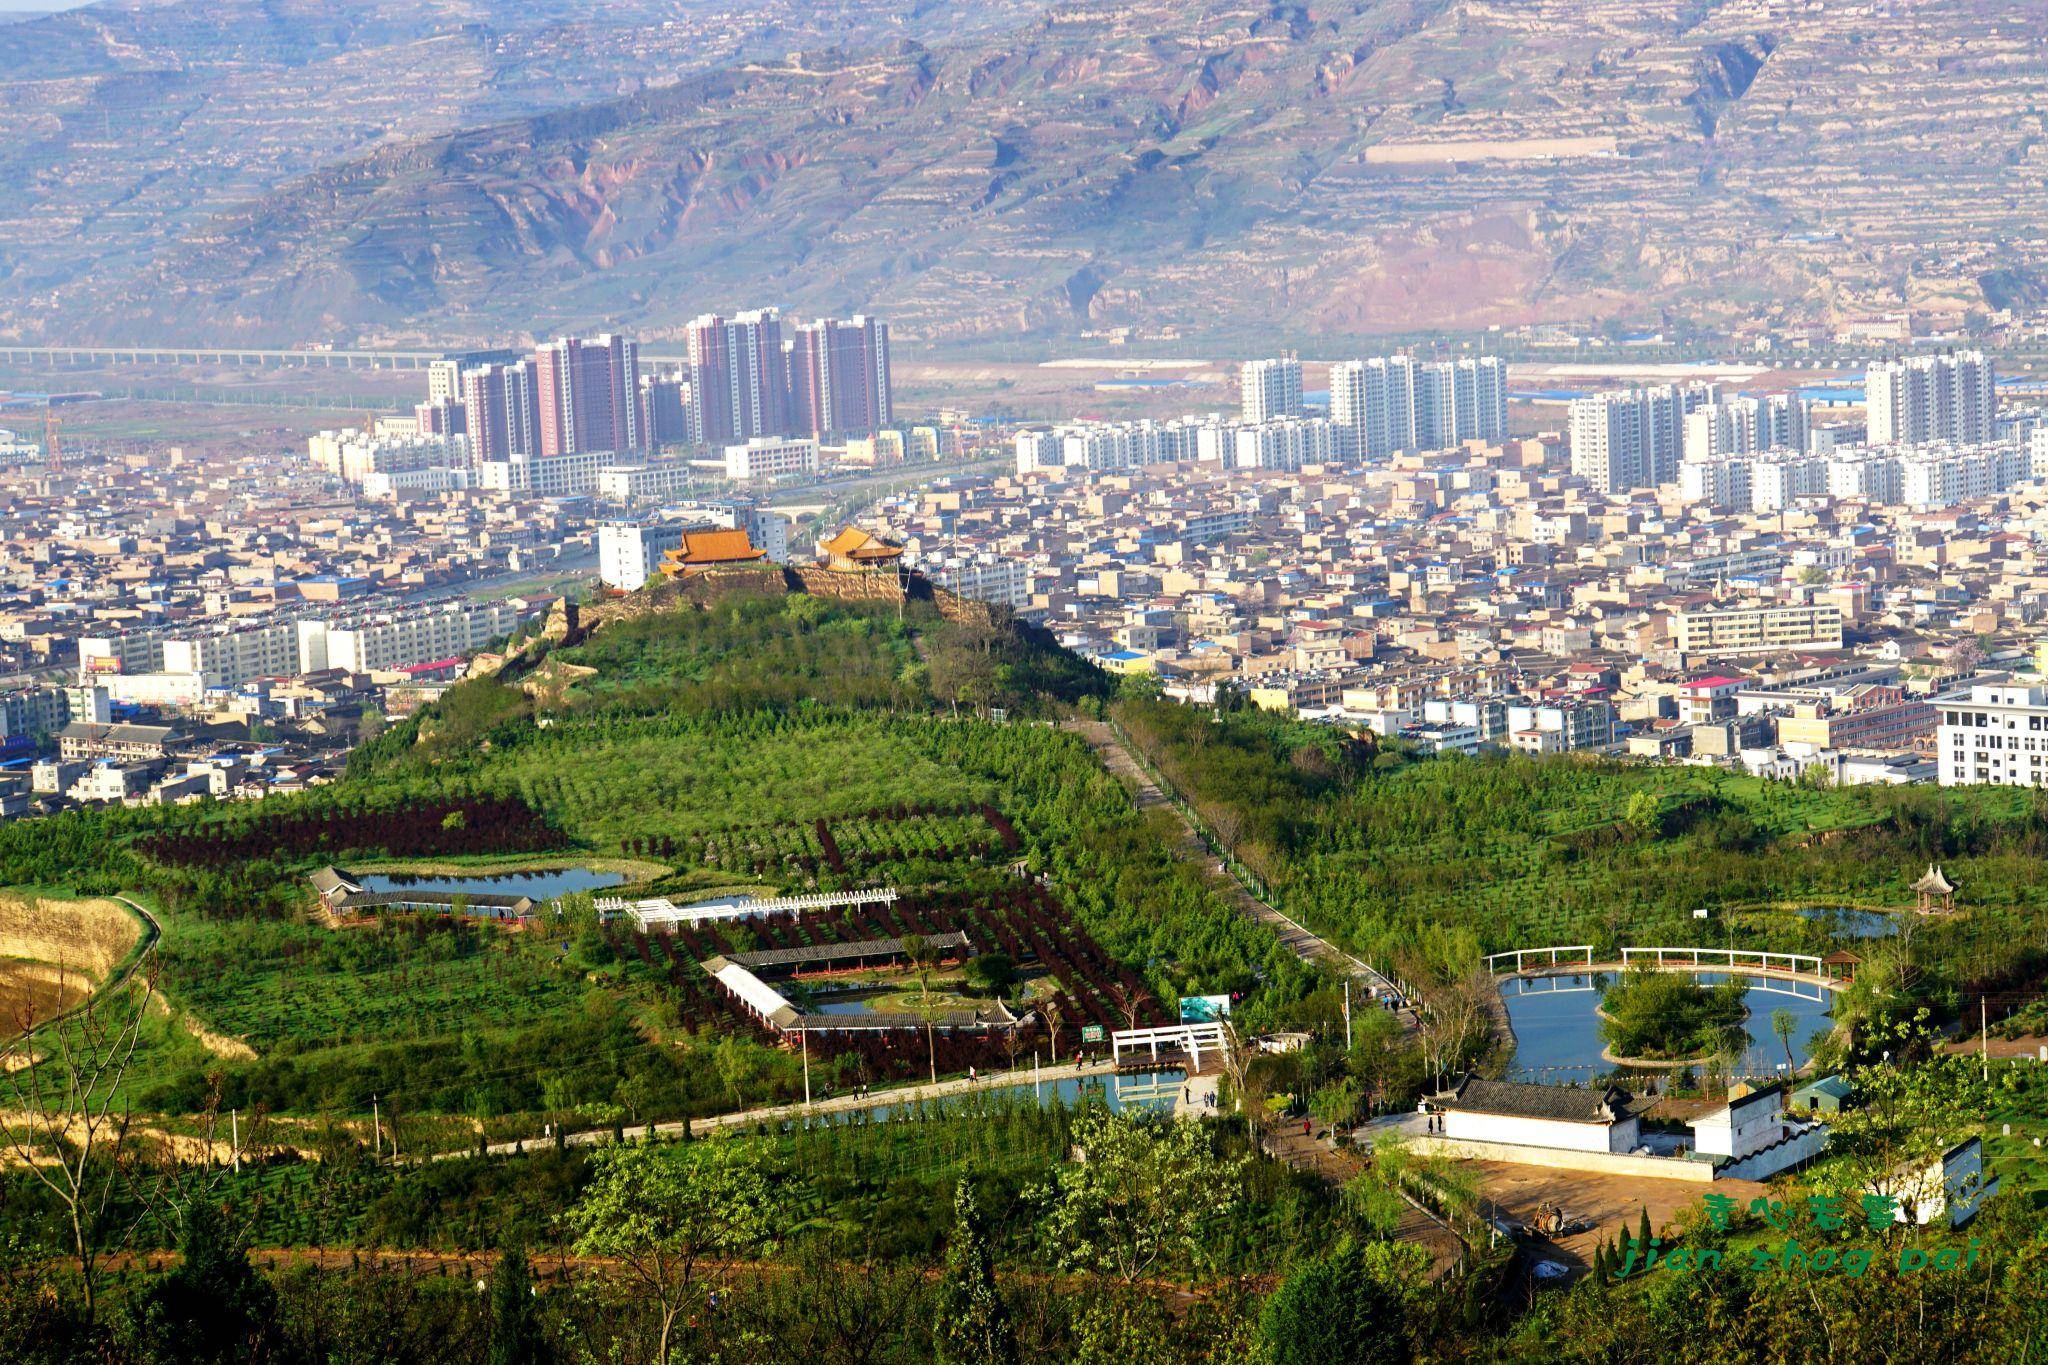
(1942, 1033, 2048, 1060)
(1261, 1124, 1466, 1276)
(1066, 720, 1418, 1027)
(99, 1246, 1240, 1303)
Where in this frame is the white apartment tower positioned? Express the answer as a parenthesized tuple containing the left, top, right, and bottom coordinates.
(1330, 354, 1504, 458)
(1240, 356, 1304, 424)
(1331, 357, 1411, 460)
(1570, 383, 1716, 493)
(1867, 351, 1995, 446)
(1677, 456, 1752, 512)
(1683, 394, 1811, 461)
(1413, 357, 1508, 451)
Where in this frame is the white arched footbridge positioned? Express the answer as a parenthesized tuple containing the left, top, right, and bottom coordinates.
(1483, 945, 1839, 998)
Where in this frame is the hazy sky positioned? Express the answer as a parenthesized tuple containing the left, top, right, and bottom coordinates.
(0, 0, 95, 11)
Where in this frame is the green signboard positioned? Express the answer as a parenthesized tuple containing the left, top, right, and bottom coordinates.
(1080, 1024, 1105, 1043)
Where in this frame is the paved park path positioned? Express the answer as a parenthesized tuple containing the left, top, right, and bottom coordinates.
(470, 1060, 1103, 1158)
(1065, 720, 1466, 1273)
(1066, 719, 1417, 1028)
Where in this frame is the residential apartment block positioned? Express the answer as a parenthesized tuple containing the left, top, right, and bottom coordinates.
(1240, 356, 1304, 424)
(1570, 383, 1716, 493)
(1673, 605, 1845, 658)
(1868, 351, 1995, 446)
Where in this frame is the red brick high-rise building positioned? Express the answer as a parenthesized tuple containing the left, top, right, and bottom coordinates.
(685, 310, 788, 446)
(459, 359, 540, 461)
(787, 316, 892, 439)
(534, 333, 644, 457)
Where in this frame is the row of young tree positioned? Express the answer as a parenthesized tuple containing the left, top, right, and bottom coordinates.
(0, 960, 1411, 1362)
(136, 797, 569, 870)
(1109, 695, 2048, 1006)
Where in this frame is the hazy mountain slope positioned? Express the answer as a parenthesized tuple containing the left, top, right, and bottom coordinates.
(0, 0, 1048, 329)
(10, 0, 2047, 345)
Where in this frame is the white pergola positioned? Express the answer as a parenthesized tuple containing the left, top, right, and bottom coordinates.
(599, 887, 899, 930)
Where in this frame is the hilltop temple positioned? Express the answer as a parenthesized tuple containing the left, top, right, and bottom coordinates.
(819, 526, 903, 573)
(656, 528, 768, 579)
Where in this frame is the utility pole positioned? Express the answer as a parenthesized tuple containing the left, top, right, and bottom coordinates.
(1982, 997, 1989, 1083)
(231, 1109, 240, 1176)
(373, 1094, 382, 1159)
(802, 1029, 812, 1109)
(1344, 979, 1353, 1052)
(1034, 1050, 1041, 1100)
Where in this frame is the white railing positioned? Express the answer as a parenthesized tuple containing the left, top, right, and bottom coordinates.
(1111, 1023, 1230, 1073)
(1620, 946, 1824, 980)
(1484, 945, 1831, 988)
(1484, 945, 1594, 974)
(598, 888, 899, 930)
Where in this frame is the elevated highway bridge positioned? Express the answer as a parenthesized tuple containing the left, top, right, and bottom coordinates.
(0, 344, 450, 371)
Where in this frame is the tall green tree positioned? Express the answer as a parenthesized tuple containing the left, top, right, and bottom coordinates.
(934, 1179, 1019, 1365)
(566, 1142, 776, 1365)
(122, 1198, 278, 1365)
(1033, 1110, 1244, 1285)
(487, 1246, 551, 1365)
(1772, 1007, 1800, 1073)
(1259, 1238, 1409, 1365)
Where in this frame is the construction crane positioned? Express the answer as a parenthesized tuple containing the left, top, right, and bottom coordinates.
(39, 410, 60, 474)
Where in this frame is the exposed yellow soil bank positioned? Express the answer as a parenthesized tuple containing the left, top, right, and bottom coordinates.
(0, 892, 142, 1030)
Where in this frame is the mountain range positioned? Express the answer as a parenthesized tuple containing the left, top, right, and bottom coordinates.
(0, 0, 2042, 347)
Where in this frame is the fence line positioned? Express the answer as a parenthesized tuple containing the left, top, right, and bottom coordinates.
(1483, 946, 1594, 974)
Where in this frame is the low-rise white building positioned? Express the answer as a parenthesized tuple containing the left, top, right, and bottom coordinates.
(928, 557, 1030, 609)
(476, 450, 608, 496)
(1690, 1084, 1787, 1160)
(1937, 683, 2048, 787)
(598, 522, 687, 591)
(69, 761, 157, 804)
(1432, 1077, 1643, 1154)
(1879, 1137, 1997, 1228)
(724, 437, 818, 481)
(324, 602, 524, 673)
(596, 463, 697, 502)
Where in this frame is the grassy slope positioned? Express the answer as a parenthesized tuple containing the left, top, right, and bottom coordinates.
(1115, 698, 2048, 991)
(8, 591, 1309, 1130)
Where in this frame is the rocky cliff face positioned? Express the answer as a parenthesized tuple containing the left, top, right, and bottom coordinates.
(3, 0, 2043, 343)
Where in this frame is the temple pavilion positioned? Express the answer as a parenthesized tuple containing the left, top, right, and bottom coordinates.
(819, 526, 903, 573)
(656, 528, 768, 579)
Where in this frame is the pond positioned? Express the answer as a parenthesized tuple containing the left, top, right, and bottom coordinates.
(799, 1068, 1189, 1127)
(355, 867, 626, 901)
(803, 989, 896, 1017)
(1794, 906, 1900, 939)
(1500, 971, 1834, 1085)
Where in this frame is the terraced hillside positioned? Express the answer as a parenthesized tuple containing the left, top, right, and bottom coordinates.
(1, 0, 2042, 344)
(0, 0, 1046, 344)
